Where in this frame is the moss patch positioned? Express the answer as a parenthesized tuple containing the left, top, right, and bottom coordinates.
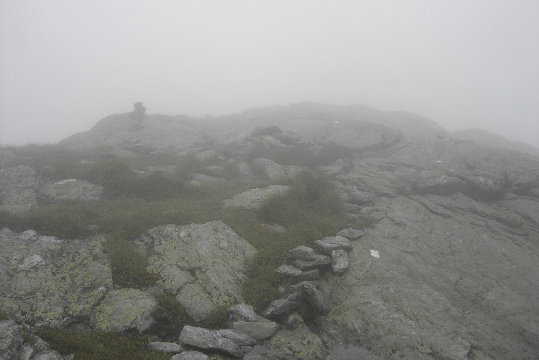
(35, 328, 169, 360)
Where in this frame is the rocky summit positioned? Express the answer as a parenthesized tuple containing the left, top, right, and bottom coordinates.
(1, 103, 538, 359)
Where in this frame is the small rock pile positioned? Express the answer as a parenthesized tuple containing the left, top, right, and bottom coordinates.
(262, 227, 362, 320)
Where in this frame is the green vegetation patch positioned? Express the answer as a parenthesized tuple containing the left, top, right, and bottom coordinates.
(35, 328, 169, 360)
(148, 293, 190, 340)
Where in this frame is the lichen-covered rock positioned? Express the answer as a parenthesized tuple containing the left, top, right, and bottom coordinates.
(0, 229, 112, 326)
(41, 179, 103, 201)
(138, 221, 256, 321)
(0, 165, 42, 212)
(0, 320, 23, 360)
(91, 289, 156, 332)
(223, 185, 289, 210)
(268, 324, 327, 360)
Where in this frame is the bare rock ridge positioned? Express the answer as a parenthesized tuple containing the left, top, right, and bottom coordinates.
(1, 103, 539, 359)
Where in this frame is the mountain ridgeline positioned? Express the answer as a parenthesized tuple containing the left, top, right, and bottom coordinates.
(1, 103, 538, 360)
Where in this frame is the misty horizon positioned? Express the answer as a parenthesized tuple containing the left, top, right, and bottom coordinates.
(1, 1, 538, 147)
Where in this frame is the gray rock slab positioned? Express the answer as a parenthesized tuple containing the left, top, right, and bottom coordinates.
(275, 264, 302, 277)
(314, 236, 353, 255)
(223, 185, 289, 210)
(331, 249, 349, 274)
(178, 326, 252, 357)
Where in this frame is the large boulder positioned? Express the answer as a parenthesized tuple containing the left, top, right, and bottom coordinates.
(0, 229, 112, 326)
(91, 289, 156, 332)
(138, 221, 256, 321)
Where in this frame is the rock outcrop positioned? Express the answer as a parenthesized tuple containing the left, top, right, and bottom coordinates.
(137, 221, 257, 321)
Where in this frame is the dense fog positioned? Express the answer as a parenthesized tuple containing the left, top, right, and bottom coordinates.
(1, 0, 538, 147)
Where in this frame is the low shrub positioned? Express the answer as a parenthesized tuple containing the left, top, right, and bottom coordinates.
(103, 235, 157, 289)
(35, 328, 169, 360)
(260, 169, 343, 226)
(199, 303, 231, 330)
(148, 293, 190, 339)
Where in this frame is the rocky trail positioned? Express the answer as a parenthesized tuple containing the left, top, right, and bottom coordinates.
(1, 103, 538, 359)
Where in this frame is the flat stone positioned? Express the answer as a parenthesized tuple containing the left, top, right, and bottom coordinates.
(262, 290, 302, 319)
(19, 254, 45, 270)
(232, 321, 278, 341)
(275, 264, 302, 277)
(336, 228, 364, 240)
(291, 254, 331, 270)
(172, 351, 209, 360)
(148, 342, 182, 353)
(313, 236, 353, 255)
(287, 246, 316, 261)
(228, 303, 260, 322)
(178, 325, 253, 357)
(331, 249, 349, 274)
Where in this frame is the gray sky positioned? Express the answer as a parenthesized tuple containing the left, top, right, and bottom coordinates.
(1, 0, 538, 146)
